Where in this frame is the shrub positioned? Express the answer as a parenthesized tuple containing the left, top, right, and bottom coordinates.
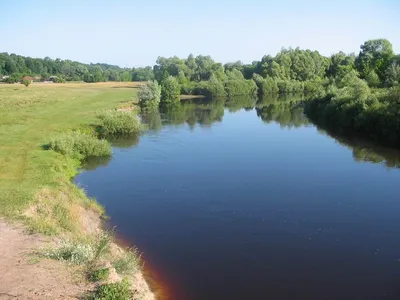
(87, 279, 132, 300)
(88, 268, 110, 282)
(49, 131, 111, 160)
(112, 248, 141, 275)
(43, 233, 112, 265)
(253, 74, 279, 95)
(138, 80, 161, 111)
(224, 79, 258, 97)
(194, 75, 226, 98)
(50, 76, 66, 83)
(161, 76, 181, 105)
(98, 110, 144, 135)
(42, 239, 95, 265)
(22, 79, 30, 87)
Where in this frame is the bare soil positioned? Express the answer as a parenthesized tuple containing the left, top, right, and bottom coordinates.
(0, 216, 155, 300)
(0, 220, 88, 300)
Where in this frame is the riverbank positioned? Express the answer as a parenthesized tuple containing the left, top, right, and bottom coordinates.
(0, 82, 155, 299)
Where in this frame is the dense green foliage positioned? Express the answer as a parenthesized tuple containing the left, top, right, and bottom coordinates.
(305, 87, 400, 147)
(193, 75, 226, 98)
(224, 79, 258, 97)
(0, 53, 132, 83)
(49, 131, 111, 160)
(253, 74, 279, 95)
(161, 76, 181, 104)
(97, 110, 144, 135)
(137, 81, 162, 111)
(355, 39, 394, 81)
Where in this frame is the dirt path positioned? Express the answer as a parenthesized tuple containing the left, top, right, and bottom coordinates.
(0, 220, 88, 300)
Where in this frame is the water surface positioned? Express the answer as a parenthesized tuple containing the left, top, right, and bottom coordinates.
(77, 97, 400, 300)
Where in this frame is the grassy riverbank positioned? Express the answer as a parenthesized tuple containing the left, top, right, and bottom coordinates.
(0, 82, 135, 222)
(0, 82, 154, 299)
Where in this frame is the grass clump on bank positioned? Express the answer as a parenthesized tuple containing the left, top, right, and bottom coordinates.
(112, 248, 141, 275)
(98, 110, 145, 135)
(42, 232, 112, 265)
(49, 131, 111, 160)
(42, 239, 96, 264)
(87, 279, 132, 300)
(88, 268, 110, 282)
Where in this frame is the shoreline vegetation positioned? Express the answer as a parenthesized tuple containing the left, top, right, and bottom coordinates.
(0, 38, 399, 299)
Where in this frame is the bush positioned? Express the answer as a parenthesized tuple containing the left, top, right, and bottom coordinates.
(97, 110, 144, 135)
(4, 74, 22, 83)
(49, 131, 111, 160)
(53, 77, 66, 83)
(194, 75, 226, 98)
(253, 74, 279, 95)
(87, 279, 132, 300)
(42, 239, 96, 265)
(138, 80, 161, 111)
(161, 76, 181, 105)
(42, 232, 112, 265)
(22, 79, 30, 87)
(224, 79, 258, 97)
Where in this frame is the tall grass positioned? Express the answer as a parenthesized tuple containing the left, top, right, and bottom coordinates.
(98, 110, 145, 135)
(112, 248, 141, 275)
(49, 131, 111, 160)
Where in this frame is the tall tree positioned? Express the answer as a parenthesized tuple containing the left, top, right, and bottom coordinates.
(355, 39, 394, 81)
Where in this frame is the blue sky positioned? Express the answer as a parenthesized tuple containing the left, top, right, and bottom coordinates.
(1, 0, 399, 67)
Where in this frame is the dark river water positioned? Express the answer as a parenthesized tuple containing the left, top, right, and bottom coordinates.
(76, 96, 400, 300)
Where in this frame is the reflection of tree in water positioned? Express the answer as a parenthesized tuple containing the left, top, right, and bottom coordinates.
(160, 98, 225, 128)
(82, 155, 112, 171)
(255, 94, 309, 128)
(107, 134, 140, 149)
(225, 96, 257, 112)
(141, 111, 162, 132)
(316, 127, 400, 168)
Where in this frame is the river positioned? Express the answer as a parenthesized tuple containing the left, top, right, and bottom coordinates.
(76, 96, 400, 300)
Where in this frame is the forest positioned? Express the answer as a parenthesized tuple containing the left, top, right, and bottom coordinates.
(1, 39, 400, 147)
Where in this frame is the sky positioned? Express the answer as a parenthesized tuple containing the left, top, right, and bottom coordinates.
(1, 0, 399, 67)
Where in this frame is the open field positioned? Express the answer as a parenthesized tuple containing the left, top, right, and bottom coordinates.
(0, 82, 139, 223)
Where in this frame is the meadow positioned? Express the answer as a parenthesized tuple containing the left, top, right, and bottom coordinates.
(0, 82, 139, 231)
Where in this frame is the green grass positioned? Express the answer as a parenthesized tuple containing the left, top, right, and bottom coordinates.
(86, 279, 132, 300)
(87, 268, 110, 282)
(112, 248, 141, 275)
(0, 82, 139, 231)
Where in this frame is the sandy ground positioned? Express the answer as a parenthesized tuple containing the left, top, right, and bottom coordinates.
(0, 217, 155, 300)
(0, 220, 88, 300)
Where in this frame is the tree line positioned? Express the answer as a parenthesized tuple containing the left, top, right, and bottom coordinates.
(1, 39, 399, 90)
(0, 53, 154, 83)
